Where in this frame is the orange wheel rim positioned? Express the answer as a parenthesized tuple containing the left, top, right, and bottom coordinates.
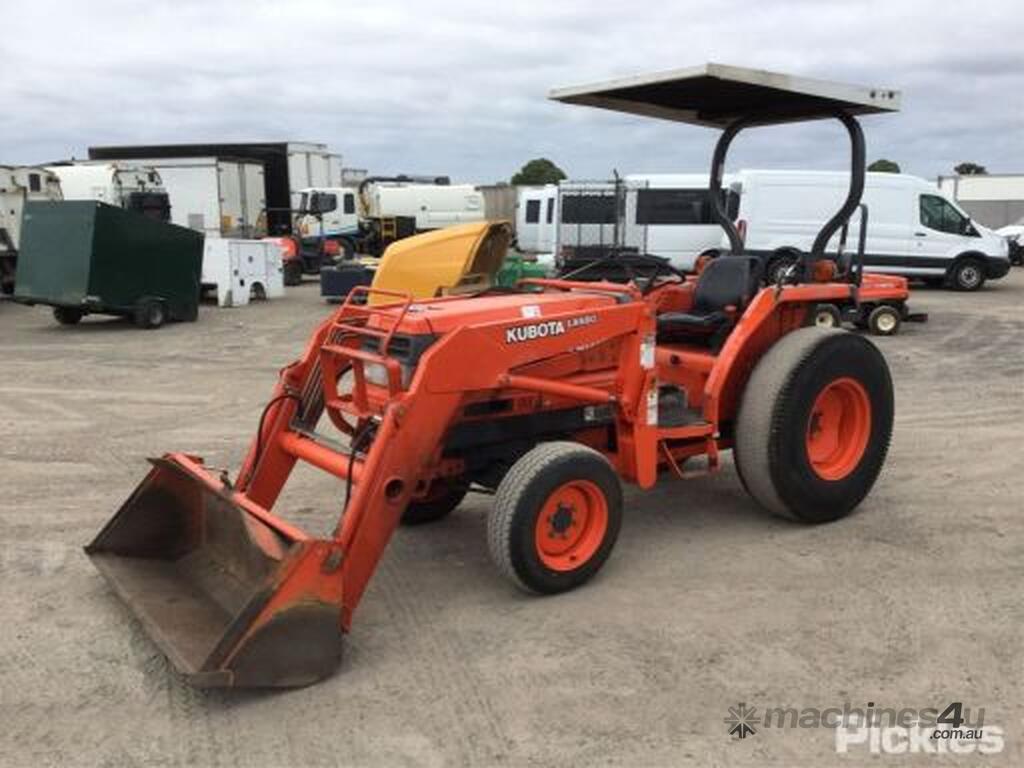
(806, 377, 872, 480)
(534, 480, 608, 572)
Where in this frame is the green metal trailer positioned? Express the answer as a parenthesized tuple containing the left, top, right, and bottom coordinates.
(14, 201, 204, 328)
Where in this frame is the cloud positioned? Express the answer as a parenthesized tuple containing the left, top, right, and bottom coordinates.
(1, 0, 1021, 182)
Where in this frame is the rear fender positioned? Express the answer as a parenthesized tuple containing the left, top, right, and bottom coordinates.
(704, 286, 848, 425)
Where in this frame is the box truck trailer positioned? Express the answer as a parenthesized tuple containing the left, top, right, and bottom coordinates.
(0, 165, 62, 294)
(89, 142, 342, 236)
(98, 157, 268, 239)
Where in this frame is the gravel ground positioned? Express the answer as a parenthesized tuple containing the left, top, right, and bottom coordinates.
(1, 270, 1022, 767)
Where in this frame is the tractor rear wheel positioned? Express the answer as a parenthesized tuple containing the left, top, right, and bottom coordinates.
(488, 442, 622, 594)
(734, 328, 893, 523)
(401, 482, 466, 526)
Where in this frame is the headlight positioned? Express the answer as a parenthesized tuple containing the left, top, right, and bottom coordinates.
(364, 361, 411, 389)
(364, 361, 391, 388)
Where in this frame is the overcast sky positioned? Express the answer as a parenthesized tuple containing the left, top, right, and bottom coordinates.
(2, 0, 1021, 183)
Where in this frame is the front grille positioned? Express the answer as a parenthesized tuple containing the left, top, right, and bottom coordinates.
(359, 333, 437, 367)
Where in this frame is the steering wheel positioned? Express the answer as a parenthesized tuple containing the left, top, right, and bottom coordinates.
(623, 254, 688, 294)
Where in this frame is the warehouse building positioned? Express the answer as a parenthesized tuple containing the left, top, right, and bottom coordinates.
(937, 173, 1024, 229)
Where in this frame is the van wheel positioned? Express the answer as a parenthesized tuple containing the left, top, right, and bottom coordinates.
(807, 303, 842, 329)
(734, 328, 893, 523)
(53, 307, 83, 325)
(867, 305, 901, 336)
(488, 442, 622, 594)
(950, 258, 985, 291)
(250, 282, 267, 301)
(341, 239, 356, 261)
(283, 261, 303, 286)
(134, 299, 166, 329)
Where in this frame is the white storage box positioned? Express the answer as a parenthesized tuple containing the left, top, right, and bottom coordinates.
(201, 239, 284, 307)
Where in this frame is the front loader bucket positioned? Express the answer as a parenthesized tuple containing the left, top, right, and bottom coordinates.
(85, 456, 344, 688)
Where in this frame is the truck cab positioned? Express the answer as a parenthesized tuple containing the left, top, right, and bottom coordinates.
(47, 163, 171, 222)
(295, 187, 359, 242)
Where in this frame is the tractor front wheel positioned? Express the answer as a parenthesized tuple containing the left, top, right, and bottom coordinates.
(488, 442, 622, 594)
(401, 482, 466, 526)
(734, 328, 893, 523)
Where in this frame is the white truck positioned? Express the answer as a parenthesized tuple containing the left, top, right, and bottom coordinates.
(0, 166, 63, 294)
(731, 170, 1010, 290)
(515, 184, 558, 253)
(295, 179, 485, 257)
(47, 163, 171, 221)
(88, 141, 343, 237)
(98, 157, 267, 239)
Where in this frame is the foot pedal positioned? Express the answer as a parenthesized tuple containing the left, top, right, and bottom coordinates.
(658, 386, 703, 427)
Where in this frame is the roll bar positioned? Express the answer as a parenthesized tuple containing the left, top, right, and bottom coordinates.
(710, 109, 867, 267)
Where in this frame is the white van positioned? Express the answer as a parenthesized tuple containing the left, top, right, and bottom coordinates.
(515, 184, 558, 253)
(625, 173, 738, 270)
(552, 176, 737, 270)
(732, 170, 1010, 290)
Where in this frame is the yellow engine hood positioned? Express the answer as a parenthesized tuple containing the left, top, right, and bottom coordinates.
(369, 221, 511, 304)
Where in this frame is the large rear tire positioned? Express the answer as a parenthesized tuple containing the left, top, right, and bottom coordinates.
(733, 328, 893, 523)
(488, 442, 622, 594)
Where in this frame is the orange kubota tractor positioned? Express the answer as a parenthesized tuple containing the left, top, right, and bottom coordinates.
(88, 64, 904, 687)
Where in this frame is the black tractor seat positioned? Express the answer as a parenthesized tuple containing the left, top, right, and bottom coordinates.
(657, 256, 762, 342)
